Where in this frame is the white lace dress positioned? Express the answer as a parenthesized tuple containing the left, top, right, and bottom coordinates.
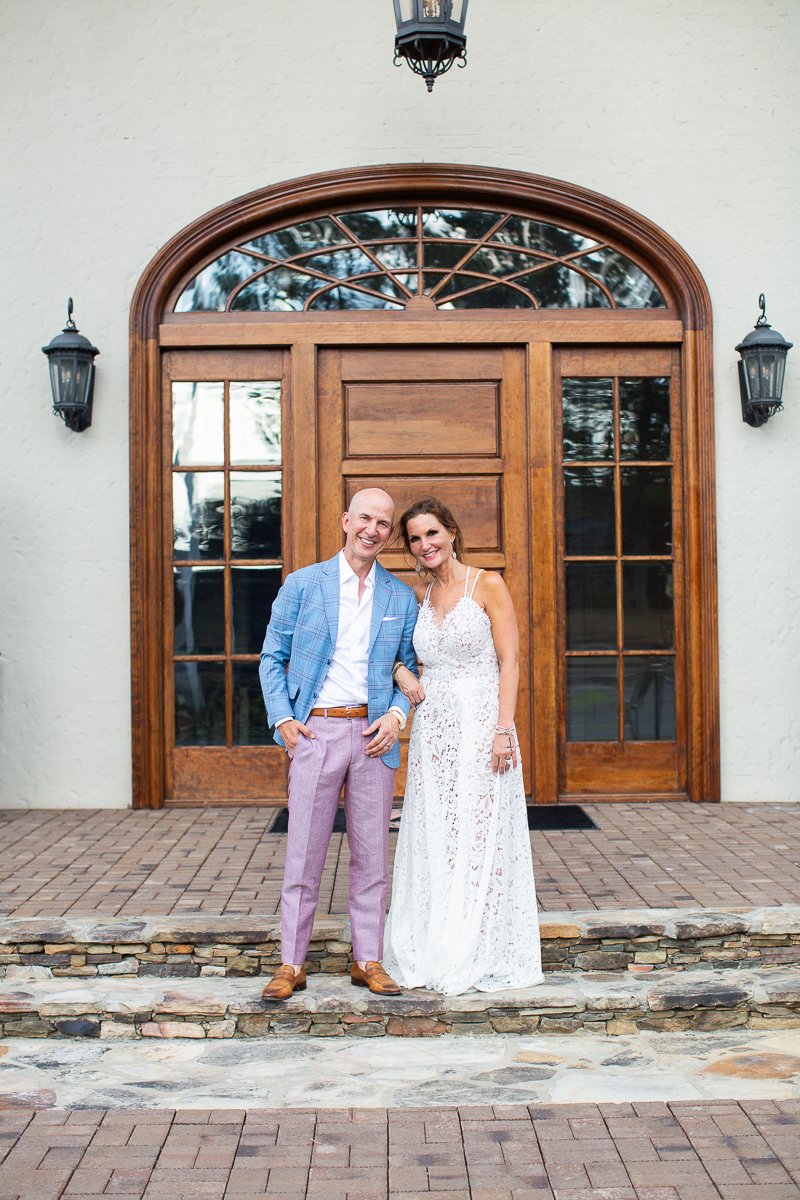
(384, 570, 543, 996)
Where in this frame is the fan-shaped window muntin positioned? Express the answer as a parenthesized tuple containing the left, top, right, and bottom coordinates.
(175, 207, 667, 313)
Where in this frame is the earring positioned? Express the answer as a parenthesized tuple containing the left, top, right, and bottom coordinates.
(415, 563, 422, 574)
(452, 542, 457, 561)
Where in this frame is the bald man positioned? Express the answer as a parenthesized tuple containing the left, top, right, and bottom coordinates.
(259, 489, 419, 999)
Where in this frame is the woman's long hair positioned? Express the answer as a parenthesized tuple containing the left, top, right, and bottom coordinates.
(398, 497, 466, 575)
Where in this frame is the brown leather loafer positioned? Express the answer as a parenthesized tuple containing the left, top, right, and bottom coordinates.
(261, 965, 307, 1001)
(351, 961, 402, 995)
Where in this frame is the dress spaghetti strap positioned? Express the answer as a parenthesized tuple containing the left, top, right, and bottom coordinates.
(424, 580, 436, 603)
(462, 567, 471, 597)
(468, 568, 483, 598)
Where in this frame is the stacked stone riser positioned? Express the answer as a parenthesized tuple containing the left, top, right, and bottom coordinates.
(1, 967, 798, 1039)
(1, 908, 798, 980)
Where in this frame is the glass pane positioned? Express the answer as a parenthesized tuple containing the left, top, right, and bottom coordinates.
(232, 566, 283, 654)
(760, 352, 777, 398)
(460, 245, 546, 276)
(370, 242, 419, 271)
(230, 382, 281, 466)
(173, 472, 225, 560)
(518, 266, 611, 308)
(309, 284, 406, 311)
(231, 268, 323, 312)
(619, 378, 671, 460)
(624, 658, 675, 740)
(300, 248, 379, 278)
(422, 0, 442, 16)
(438, 282, 534, 309)
(175, 250, 263, 312)
(397, 0, 414, 20)
(242, 219, 351, 259)
(174, 662, 226, 746)
(567, 659, 618, 741)
(493, 217, 597, 256)
(173, 567, 225, 655)
(572, 249, 665, 307)
(562, 378, 613, 460)
(339, 209, 417, 240)
(230, 472, 281, 559)
(621, 468, 672, 555)
(232, 663, 275, 746)
(623, 564, 674, 649)
(172, 382, 224, 466)
(746, 354, 761, 399)
(564, 468, 615, 555)
(422, 209, 501, 239)
(566, 564, 616, 650)
(423, 241, 473, 271)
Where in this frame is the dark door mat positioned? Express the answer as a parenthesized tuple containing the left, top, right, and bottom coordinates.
(527, 804, 598, 830)
(270, 804, 597, 834)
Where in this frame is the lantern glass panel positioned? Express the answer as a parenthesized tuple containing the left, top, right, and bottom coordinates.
(761, 352, 777, 398)
(452, 0, 467, 19)
(48, 359, 61, 405)
(776, 355, 786, 396)
(397, 0, 413, 19)
(746, 354, 761, 400)
(422, 0, 443, 16)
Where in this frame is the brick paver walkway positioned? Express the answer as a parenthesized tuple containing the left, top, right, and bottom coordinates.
(0, 1100, 798, 1199)
(0, 803, 798, 918)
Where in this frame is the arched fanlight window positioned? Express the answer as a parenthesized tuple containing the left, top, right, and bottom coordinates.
(175, 207, 667, 312)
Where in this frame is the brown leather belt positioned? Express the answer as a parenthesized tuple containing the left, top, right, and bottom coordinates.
(309, 705, 369, 719)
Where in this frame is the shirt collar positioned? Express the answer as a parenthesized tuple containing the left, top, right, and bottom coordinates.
(338, 548, 376, 590)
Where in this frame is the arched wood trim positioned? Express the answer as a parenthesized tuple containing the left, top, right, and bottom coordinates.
(130, 164, 718, 807)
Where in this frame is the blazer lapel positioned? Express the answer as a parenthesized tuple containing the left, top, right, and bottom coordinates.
(320, 554, 340, 646)
(368, 564, 391, 654)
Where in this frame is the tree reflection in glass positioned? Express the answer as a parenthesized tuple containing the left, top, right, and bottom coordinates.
(620, 378, 670, 460)
(230, 382, 281, 466)
(173, 473, 225, 560)
(230, 473, 282, 559)
(562, 378, 613, 460)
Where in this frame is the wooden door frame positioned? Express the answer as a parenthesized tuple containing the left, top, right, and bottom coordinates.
(130, 163, 718, 808)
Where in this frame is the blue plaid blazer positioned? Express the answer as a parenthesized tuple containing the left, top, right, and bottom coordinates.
(259, 554, 419, 768)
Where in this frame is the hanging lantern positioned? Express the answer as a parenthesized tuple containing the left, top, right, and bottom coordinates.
(735, 295, 792, 428)
(393, 0, 469, 92)
(41, 299, 100, 433)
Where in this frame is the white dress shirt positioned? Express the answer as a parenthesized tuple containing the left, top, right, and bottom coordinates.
(316, 550, 376, 707)
(277, 550, 404, 727)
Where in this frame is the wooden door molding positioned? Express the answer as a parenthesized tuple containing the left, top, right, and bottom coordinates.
(130, 163, 717, 807)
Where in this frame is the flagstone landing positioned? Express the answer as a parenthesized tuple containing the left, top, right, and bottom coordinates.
(0, 965, 799, 1041)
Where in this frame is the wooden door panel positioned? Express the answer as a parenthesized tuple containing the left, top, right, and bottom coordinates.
(319, 345, 530, 797)
(345, 476, 501, 550)
(346, 383, 499, 457)
(565, 742, 679, 793)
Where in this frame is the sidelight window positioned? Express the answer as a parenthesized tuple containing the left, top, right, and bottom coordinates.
(170, 380, 283, 748)
(561, 375, 677, 744)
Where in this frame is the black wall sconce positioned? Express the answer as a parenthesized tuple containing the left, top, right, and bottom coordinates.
(393, 0, 468, 92)
(41, 299, 100, 433)
(735, 295, 792, 428)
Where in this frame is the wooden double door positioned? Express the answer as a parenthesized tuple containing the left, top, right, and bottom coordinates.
(160, 337, 689, 804)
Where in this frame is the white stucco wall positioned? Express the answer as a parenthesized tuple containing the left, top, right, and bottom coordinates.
(0, 0, 797, 808)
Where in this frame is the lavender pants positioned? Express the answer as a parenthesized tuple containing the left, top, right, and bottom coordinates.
(280, 715, 396, 965)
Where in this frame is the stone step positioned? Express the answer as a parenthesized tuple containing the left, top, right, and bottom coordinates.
(1, 964, 798, 1041)
(1, 905, 798, 982)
